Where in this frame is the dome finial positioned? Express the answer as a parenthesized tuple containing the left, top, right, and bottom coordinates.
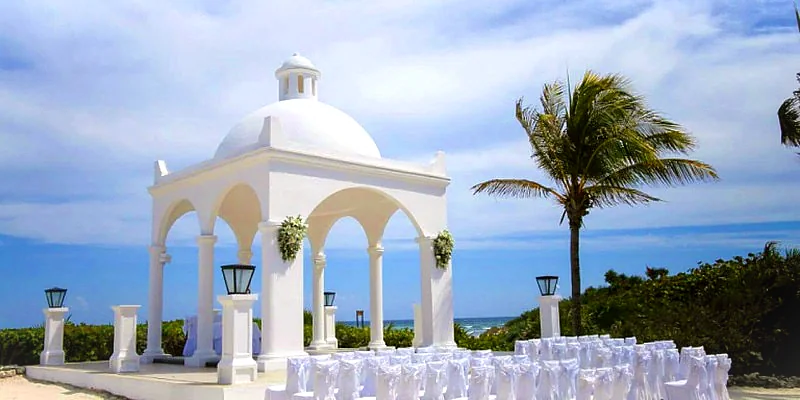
(275, 53, 321, 102)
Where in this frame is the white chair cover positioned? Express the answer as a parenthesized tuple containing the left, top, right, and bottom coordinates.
(650, 350, 667, 400)
(362, 356, 390, 396)
(391, 355, 412, 366)
(452, 351, 471, 360)
(513, 355, 529, 365)
(704, 356, 719, 400)
(376, 364, 402, 400)
(422, 361, 447, 400)
(514, 340, 529, 356)
(538, 360, 561, 400)
(565, 336, 579, 344)
(495, 362, 519, 400)
(528, 339, 541, 362)
(396, 348, 415, 356)
(413, 353, 434, 364)
(492, 356, 514, 367)
(466, 366, 494, 400)
(377, 349, 396, 357)
(445, 358, 469, 400)
(715, 354, 731, 400)
(516, 361, 538, 400)
(473, 349, 492, 358)
(310, 360, 339, 400)
(397, 363, 425, 400)
(624, 337, 637, 345)
(434, 353, 454, 362)
(337, 359, 363, 400)
(559, 358, 580, 400)
(594, 347, 613, 368)
(611, 364, 633, 400)
(470, 357, 492, 368)
(286, 356, 312, 395)
(664, 348, 681, 383)
(594, 367, 615, 400)
(182, 316, 197, 357)
(664, 356, 704, 400)
(629, 349, 651, 400)
(332, 352, 355, 361)
(551, 343, 567, 360)
(307, 355, 333, 392)
(566, 342, 580, 362)
(416, 347, 436, 354)
(576, 369, 597, 400)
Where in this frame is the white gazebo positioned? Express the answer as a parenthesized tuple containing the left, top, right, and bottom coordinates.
(141, 53, 457, 371)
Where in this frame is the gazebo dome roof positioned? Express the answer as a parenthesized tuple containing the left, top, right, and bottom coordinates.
(214, 99, 382, 160)
(214, 53, 381, 160)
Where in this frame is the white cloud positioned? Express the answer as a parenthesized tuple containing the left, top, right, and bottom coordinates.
(0, 0, 797, 249)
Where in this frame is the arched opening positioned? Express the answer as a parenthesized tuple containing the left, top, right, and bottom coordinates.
(304, 186, 426, 349)
(297, 74, 305, 94)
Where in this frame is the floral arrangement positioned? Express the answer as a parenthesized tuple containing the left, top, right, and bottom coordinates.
(278, 215, 307, 262)
(432, 229, 454, 269)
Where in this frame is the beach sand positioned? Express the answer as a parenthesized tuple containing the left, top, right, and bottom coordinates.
(2, 375, 800, 399)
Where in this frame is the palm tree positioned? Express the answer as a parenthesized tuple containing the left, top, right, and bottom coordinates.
(471, 71, 719, 335)
(777, 5, 800, 149)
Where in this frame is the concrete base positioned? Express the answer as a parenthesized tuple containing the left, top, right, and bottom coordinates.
(140, 350, 171, 364)
(256, 351, 308, 372)
(40, 350, 65, 366)
(27, 361, 286, 400)
(109, 354, 140, 373)
(218, 358, 258, 385)
(186, 350, 221, 367)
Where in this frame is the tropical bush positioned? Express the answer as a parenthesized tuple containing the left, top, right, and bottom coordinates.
(2, 243, 798, 383)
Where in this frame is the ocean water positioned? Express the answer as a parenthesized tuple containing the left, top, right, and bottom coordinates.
(340, 316, 514, 337)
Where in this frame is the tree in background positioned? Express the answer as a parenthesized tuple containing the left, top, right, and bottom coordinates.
(777, 4, 800, 152)
(471, 71, 718, 335)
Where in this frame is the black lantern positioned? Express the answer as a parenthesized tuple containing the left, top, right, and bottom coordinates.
(536, 276, 559, 296)
(324, 291, 336, 307)
(220, 264, 256, 295)
(45, 287, 67, 308)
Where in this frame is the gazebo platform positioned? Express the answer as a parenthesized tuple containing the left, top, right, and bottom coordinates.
(26, 361, 286, 400)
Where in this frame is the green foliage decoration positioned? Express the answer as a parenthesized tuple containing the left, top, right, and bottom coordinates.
(278, 215, 307, 262)
(433, 229, 454, 269)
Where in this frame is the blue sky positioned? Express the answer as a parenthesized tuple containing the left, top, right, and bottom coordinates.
(0, 0, 799, 328)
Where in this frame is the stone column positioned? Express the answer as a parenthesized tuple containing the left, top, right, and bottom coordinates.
(324, 306, 338, 348)
(308, 252, 328, 349)
(412, 304, 423, 348)
(186, 234, 218, 367)
(40, 307, 69, 366)
(539, 295, 562, 338)
(368, 244, 386, 349)
(417, 236, 456, 348)
(110, 305, 141, 373)
(256, 221, 307, 372)
(143, 246, 170, 363)
(217, 294, 258, 384)
(237, 249, 253, 265)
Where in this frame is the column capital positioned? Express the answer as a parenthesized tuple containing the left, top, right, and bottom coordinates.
(258, 220, 282, 233)
(367, 244, 384, 256)
(196, 235, 217, 245)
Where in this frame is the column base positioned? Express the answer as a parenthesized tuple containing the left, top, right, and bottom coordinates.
(256, 351, 308, 372)
(217, 356, 258, 385)
(433, 341, 459, 350)
(326, 339, 338, 349)
(40, 350, 65, 366)
(307, 340, 333, 350)
(368, 341, 387, 350)
(109, 353, 140, 373)
(185, 350, 220, 367)
(140, 349, 171, 364)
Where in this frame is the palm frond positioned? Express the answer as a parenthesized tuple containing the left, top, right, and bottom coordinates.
(471, 179, 563, 201)
(795, 2, 800, 33)
(597, 158, 719, 188)
(778, 96, 800, 147)
(584, 185, 661, 208)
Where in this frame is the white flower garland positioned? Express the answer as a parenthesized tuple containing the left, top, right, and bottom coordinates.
(278, 215, 307, 262)
(433, 229, 454, 269)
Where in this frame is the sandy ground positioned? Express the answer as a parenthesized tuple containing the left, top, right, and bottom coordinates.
(2, 376, 800, 400)
(0, 376, 128, 400)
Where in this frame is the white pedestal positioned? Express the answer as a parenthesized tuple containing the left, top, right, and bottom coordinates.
(109, 305, 141, 373)
(40, 307, 69, 366)
(217, 294, 258, 385)
(539, 295, 562, 338)
(324, 306, 338, 348)
(412, 304, 423, 347)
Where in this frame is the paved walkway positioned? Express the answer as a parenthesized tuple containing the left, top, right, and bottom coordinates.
(730, 386, 800, 400)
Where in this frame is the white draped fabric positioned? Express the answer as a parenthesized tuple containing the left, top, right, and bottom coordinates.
(181, 314, 262, 357)
(264, 338, 731, 400)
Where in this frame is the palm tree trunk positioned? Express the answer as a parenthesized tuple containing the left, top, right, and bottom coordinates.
(569, 220, 582, 336)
